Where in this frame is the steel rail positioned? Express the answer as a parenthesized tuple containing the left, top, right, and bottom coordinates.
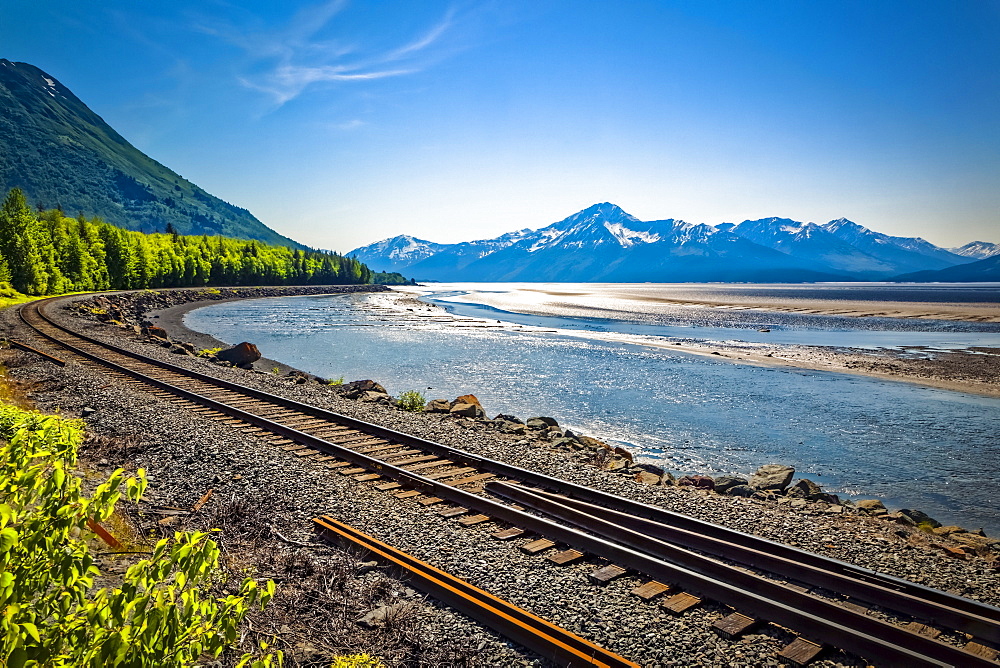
(488, 482, 997, 668)
(18, 295, 1000, 665)
(312, 515, 640, 668)
(485, 483, 1000, 645)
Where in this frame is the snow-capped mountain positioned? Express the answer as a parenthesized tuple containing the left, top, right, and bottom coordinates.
(821, 218, 968, 272)
(951, 241, 1000, 260)
(348, 235, 447, 273)
(347, 204, 983, 282)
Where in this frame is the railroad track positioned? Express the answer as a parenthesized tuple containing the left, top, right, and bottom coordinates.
(15, 294, 1000, 667)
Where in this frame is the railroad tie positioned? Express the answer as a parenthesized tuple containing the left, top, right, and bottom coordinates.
(457, 514, 491, 527)
(631, 581, 672, 601)
(712, 612, 756, 640)
(547, 549, 585, 566)
(418, 496, 444, 506)
(661, 592, 702, 615)
(395, 490, 422, 499)
(588, 564, 627, 585)
(777, 637, 824, 666)
(438, 507, 469, 518)
(965, 641, 1000, 661)
(521, 538, 555, 555)
(355, 473, 381, 482)
(491, 528, 525, 541)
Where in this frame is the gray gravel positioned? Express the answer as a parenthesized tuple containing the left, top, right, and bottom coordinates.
(3, 291, 998, 668)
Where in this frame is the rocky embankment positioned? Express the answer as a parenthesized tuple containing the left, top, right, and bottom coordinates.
(3, 288, 998, 667)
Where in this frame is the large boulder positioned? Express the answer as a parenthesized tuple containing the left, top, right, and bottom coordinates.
(215, 342, 261, 367)
(424, 399, 452, 413)
(450, 402, 485, 419)
(341, 379, 388, 399)
(748, 464, 795, 491)
(713, 475, 749, 494)
(787, 478, 822, 498)
(897, 508, 941, 529)
(454, 394, 483, 409)
(143, 325, 169, 340)
(856, 499, 887, 515)
(526, 416, 559, 429)
(678, 475, 715, 490)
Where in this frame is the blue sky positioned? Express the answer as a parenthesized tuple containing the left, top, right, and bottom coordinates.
(4, 0, 999, 250)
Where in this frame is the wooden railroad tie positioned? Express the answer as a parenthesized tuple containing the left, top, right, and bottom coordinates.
(457, 514, 491, 527)
(965, 641, 999, 661)
(374, 481, 402, 491)
(632, 581, 671, 601)
(712, 612, 756, 640)
(418, 496, 444, 506)
(547, 549, 585, 566)
(355, 473, 381, 482)
(491, 528, 525, 541)
(423, 466, 477, 481)
(339, 467, 368, 475)
(903, 622, 940, 639)
(395, 490, 422, 499)
(438, 507, 469, 518)
(777, 637, 823, 666)
(661, 592, 701, 615)
(521, 538, 556, 555)
(588, 564, 626, 585)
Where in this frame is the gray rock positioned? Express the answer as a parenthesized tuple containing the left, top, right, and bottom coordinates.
(749, 464, 795, 491)
(726, 484, 756, 498)
(898, 508, 941, 528)
(424, 399, 452, 413)
(526, 416, 559, 429)
(713, 475, 748, 494)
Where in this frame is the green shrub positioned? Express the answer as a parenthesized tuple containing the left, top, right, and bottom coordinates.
(397, 390, 426, 412)
(330, 655, 385, 668)
(196, 346, 224, 357)
(327, 376, 345, 386)
(0, 404, 281, 667)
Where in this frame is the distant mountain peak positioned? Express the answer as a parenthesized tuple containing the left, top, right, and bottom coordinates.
(951, 240, 1000, 259)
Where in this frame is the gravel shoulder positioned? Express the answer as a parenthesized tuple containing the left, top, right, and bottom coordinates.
(2, 288, 998, 668)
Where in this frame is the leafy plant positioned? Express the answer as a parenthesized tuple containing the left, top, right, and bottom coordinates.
(397, 390, 426, 412)
(330, 654, 386, 668)
(327, 377, 345, 386)
(0, 403, 282, 667)
(196, 346, 223, 358)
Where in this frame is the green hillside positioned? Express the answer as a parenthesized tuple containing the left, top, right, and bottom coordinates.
(0, 59, 303, 248)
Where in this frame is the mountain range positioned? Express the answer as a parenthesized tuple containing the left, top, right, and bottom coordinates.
(350, 203, 998, 282)
(0, 59, 302, 248)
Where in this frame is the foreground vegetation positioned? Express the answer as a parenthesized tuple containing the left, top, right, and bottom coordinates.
(0, 187, 407, 296)
(0, 403, 281, 667)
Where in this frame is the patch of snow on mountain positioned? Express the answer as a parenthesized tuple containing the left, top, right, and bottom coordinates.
(603, 222, 660, 247)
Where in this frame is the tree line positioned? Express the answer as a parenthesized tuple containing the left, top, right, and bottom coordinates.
(0, 188, 400, 295)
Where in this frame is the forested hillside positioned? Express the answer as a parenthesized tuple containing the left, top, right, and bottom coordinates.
(0, 60, 301, 247)
(0, 187, 392, 295)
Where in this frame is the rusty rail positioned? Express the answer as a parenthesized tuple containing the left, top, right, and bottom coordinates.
(3, 338, 65, 365)
(313, 515, 639, 668)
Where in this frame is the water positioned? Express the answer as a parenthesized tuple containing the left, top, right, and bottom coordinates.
(186, 286, 1000, 534)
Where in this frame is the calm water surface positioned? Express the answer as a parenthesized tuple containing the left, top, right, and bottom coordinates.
(186, 286, 1000, 534)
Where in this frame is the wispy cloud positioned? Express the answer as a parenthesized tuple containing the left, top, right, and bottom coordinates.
(198, 1, 457, 107)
